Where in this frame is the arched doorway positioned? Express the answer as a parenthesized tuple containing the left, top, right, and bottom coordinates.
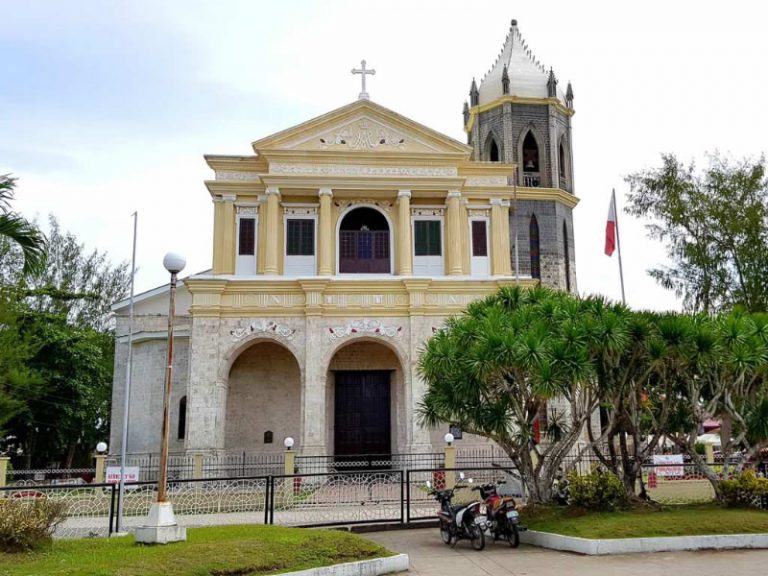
(224, 341, 301, 452)
(338, 207, 391, 273)
(326, 340, 404, 460)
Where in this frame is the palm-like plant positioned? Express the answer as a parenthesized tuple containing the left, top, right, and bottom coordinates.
(0, 174, 47, 276)
(418, 286, 597, 503)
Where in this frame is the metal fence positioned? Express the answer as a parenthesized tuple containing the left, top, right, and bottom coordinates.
(6, 467, 97, 486)
(295, 452, 444, 474)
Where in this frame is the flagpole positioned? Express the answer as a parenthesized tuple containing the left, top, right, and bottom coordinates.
(117, 211, 138, 533)
(612, 189, 626, 305)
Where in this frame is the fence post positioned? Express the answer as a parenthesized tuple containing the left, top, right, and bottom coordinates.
(284, 449, 296, 476)
(444, 445, 456, 489)
(94, 453, 107, 484)
(704, 444, 715, 465)
(193, 453, 204, 479)
(0, 456, 9, 488)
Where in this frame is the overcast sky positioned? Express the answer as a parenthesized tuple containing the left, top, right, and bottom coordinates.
(3, 1, 766, 311)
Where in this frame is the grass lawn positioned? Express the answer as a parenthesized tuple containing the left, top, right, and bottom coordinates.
(0, 525, 393, 576)
(522, 503, 768, 539)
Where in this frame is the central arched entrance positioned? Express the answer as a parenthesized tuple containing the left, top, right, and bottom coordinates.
(338, 207, 391, 273)
(326, 340, 404, 461)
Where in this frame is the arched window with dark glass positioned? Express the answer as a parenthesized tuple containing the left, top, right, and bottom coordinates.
(522, 132, 540, 187)
(177, 396, 187, 440)
(485, 134, 500, 162)
(563, 220, 571, 292)
(559, 141, 566, 178)
(263, 430, 273, 444)
(529, 215, 540, 279)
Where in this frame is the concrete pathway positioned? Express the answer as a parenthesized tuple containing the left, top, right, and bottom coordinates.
(367, 528, 768, 575)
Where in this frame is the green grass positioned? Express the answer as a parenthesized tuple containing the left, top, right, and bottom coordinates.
(0, 525, 393, 576)
(522, 503, 768, 539)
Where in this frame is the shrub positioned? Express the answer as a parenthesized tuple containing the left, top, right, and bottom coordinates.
(567, 466, 628, 512)
(719, 470, 768, 508)
(0, 498, 67, 552)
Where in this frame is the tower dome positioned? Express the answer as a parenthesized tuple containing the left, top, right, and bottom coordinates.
(477, 19, 567, 106)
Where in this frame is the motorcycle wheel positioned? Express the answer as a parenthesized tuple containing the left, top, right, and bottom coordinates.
(470, 523, 485, 551)
(440, 524, 452, 545)
(506, 524, 520, 548)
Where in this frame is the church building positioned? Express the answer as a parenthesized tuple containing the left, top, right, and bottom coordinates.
(110, 20, 578, 458)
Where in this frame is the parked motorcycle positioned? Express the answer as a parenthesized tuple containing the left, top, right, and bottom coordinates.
(426, 476, 485, 550)
(473, 480, 522, 547)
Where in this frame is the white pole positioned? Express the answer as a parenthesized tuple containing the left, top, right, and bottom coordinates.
(612, 189, 627, 305)
(117, 211, 138, 533)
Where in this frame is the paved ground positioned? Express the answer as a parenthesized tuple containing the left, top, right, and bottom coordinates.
(366, 528, 768, 575)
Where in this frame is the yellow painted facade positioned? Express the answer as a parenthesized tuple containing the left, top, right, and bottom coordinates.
(191, 98, 578, 319)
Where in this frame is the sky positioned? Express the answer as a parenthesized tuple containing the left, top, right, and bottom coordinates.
(2, 0, 767, 311)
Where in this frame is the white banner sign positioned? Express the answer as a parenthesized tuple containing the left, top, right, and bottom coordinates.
(105, 466, 140, 484)
(652, 454, 684, 477)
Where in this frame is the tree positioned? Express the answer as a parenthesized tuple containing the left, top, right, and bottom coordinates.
(0, 215, 130, 331)
(625, 153, 768, 313)
(0, 175, 46, 276)
(418, 286, 597, 503)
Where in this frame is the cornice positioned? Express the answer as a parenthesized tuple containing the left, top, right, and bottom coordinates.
(464, 95, 575, 132)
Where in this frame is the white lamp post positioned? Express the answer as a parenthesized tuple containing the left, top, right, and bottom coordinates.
(444, 433, 454, 447)
(284, 437, 295, 450)
(96, 442, 108, 454)
(135, 252, 187, 544)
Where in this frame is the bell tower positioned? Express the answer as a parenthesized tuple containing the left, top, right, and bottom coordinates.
(463, 19, 577, 292)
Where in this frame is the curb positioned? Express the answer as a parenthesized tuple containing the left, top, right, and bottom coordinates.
(520, 530, 768, 555)
(279, 554, 409, 576)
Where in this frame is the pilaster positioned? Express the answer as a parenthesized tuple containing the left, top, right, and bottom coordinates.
(397, 190, 412, 276)
(318, 188, 333, 276)
(264, 187, 281, 275)
(446, 191, 463, 276)
(491, 198, 512, 276)
(221, 194, 236, 275)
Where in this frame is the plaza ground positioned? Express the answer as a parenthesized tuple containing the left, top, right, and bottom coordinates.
(367, 528, 768, 576)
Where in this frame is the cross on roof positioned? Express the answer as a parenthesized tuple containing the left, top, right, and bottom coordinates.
(351, 59, 376, 100)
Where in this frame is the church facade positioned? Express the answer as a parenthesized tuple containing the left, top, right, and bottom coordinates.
(110, 20, 579, 458)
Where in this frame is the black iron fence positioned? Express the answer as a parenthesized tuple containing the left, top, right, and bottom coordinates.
(0, 466, 518, 539)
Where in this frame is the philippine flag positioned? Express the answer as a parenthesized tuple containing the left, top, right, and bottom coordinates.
(605, 194, 616, 257)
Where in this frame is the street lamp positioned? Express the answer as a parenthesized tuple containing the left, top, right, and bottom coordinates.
(284, 437, 295, 450)
(96, 442, 108, 454)
(444, 433, 454, 447)
(135, 252, 187, 544)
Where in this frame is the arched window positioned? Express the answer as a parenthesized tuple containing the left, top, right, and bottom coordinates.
(263, 431, 273, 444)
(177, 396, 187, 440)
(563, 220, 571, 292)
(338, 207, 390, 273)
(529, 215, 540, 279)
(522, 132, 539, 173)
(490, 139, 499, 162)
(559, 141, 566, 178)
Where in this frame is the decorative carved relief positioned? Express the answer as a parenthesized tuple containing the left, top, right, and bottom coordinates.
(215, 171, 261, 181)
(230, 293, 306, 308)
(323, 293, 408, 307)
(319, 119, 406, 150)
(269, 163, 456, 177)
(283, 205, 317, 216)
(411, 207, 445, 217)
(465, 176, 508, 186)
(328, 319, 403, 339)
(334, 199, 392, 213)
(467, 208, 491, 217)
(424, 293, 483, 306)
(236, 206, 259, 216)
(230, 320, 296, 342)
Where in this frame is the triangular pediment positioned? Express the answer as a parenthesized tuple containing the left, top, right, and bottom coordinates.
(251, 100, 472, 157)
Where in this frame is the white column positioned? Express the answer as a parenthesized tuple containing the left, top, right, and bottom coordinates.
(318, 188, 333, 276)
(264, 187, 280, 275)
(446, 190, 463, 275)
(397, 190, 412, 275)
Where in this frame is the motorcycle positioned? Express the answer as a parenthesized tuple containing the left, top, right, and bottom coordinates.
(473, 480, 522, 547)
(426, 475, 485, 550)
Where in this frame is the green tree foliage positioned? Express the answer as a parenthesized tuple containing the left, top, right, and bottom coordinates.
(0, 175, 46, 277)
(418, 285, 768, 504)
(418, 286, 599, 503)
(0, 209, 129, 468)
(625, 153, 768, 313)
